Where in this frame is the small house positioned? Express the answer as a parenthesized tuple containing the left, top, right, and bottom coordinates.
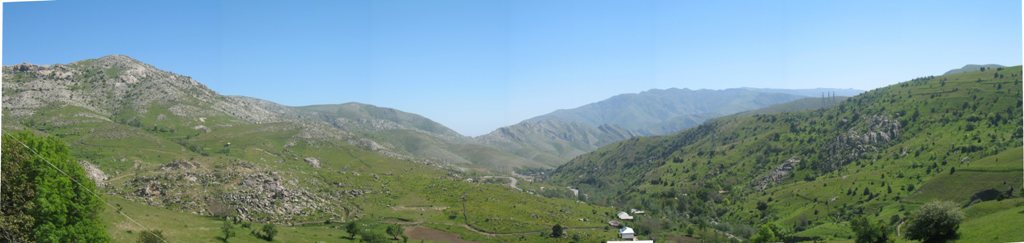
(619, 227, 635, 240)
(617, 211, 633, 220)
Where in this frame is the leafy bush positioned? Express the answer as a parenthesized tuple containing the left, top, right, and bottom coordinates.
(253, 224, 277, 241)
(905, 201, 963, 243)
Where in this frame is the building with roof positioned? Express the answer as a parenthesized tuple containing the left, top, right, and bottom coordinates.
(619, 226, 635, 240)
(617, 211, 633, 220)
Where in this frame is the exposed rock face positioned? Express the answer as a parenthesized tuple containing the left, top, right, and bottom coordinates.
(78, 160, 108, 186)
(823, 114, 901, 171)
(753, 157, 800, 191)
(227, 172, 331, 223)
(116, 160, 340, 223)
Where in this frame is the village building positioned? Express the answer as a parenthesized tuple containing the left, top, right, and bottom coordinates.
(619, 226, 635, 240)
(617, 211, 633, 220)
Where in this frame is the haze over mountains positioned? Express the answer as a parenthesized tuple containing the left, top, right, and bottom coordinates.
(477, 88, 861, 166)
(4, 55, 861, 170)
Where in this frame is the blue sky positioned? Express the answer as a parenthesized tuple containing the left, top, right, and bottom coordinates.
(4, 0, 1021, 136)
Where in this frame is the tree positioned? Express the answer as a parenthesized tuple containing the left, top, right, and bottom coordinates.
(0, 132, 109, 242)
(385, 224, 404, 240)
(905, 201, 964, 243)
(750, 223, 780, 243)
(138, 230, 165, 243)
(756, 201, 769, 211)
(345, 221, 360, 239)
(551, 224, 564, 238)
(221, 219, 236, 242)
(851, 216, 891, 243)
(255, 224, 277, 241)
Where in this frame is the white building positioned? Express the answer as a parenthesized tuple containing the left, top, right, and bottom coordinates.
(619, 227, 635, 240)
(617, 211, 633, 220)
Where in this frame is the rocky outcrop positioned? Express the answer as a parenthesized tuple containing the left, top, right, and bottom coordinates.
(822, 114, 901, 171)
(753, 157, 800, 191)
(226, 172, 333, 223)
(78, 160, 108, 187)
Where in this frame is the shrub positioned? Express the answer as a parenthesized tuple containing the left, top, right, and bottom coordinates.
(253, 224, 277, 241)
(850, 216, 891, 243)
(905, 201, 964, 243)
(137, 230, 165, 243)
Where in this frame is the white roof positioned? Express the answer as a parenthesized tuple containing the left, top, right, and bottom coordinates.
(608, 241, 653, 243)
(617, 211, 633, 219)
(619, 227, 634, 234)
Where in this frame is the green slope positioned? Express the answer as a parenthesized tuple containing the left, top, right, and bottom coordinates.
(2, 56, 621, 242)
(548, 66, 1023, 241)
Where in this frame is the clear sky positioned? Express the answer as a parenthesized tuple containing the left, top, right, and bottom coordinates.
(4, 0, 1021, 136)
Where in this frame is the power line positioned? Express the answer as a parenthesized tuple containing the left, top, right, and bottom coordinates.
(1, 132, 169, 243)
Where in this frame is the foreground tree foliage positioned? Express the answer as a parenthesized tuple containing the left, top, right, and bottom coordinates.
(905, 201, 964, 243)
(0, 132, 109, 242)
(851, 216, 892, 243)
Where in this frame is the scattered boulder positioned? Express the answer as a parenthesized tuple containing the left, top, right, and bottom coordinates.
(78, 160, 109, 186)
(304, 157, 321, 168)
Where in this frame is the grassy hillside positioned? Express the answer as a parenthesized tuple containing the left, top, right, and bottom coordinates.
(549, 66, 1024, 241)
(2, 56, 629, 242)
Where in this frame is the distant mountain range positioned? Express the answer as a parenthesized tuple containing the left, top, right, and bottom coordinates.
(475, 88, 862, 166)
(3, 55, 863, 170)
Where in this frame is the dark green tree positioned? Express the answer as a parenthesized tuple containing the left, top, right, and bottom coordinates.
(345, 221, 360, 239)
(905, 201, 964, 243)
(551, 224, 564, 238)
(851, 216, 891, 243)
(385, 224, 403, 240)
(0, 132, 109, 242)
